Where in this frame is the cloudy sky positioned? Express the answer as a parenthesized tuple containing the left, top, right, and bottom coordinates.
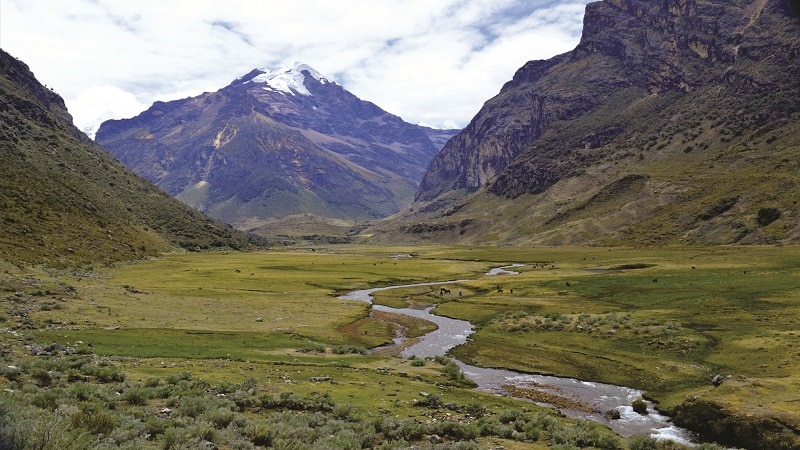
(2, 0, 593, 135)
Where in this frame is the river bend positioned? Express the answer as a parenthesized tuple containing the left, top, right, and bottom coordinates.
(338, 267, 695, 444)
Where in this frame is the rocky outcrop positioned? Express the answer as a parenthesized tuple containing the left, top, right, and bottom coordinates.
(672, 397, 800, 450)
(404, 0, 800, 246)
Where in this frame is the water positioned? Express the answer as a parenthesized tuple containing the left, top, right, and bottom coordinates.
(338, 269, 696, 445)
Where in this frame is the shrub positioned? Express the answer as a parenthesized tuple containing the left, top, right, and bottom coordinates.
(177, 395, 213, 418)
(162, 426, 190, 449)
(32, 388, 64, 410)
(629, 435, 660, 450)
(94, 365, 125, 383)
(207, 407, 235, 429)
(70, 403, 118, 436)
(143, 416, 168, 438)
(166, 371, 192, 385)
(416, 392, 442, 408)
(498, 408, 524, 424)
(190, 422, 219, 443)
(476, 416, 513, 438)
(332, 345, 366, 354)
(1, 364, 22, 382)
(433, 421, 479, 441)
(122, 386, 151, 406)
(465, 403, 486, 418)
(30, 367, 53, 387)
(246, 422, 273, 446)
(299, 343, 326, 353)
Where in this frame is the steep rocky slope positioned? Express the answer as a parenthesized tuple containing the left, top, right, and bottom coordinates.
(376, 0, 800, 246)
(0, 50, 259, 267)
(96, 64, 457, 230)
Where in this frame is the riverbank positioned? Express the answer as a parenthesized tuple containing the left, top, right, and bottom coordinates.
(338, 271, 696, 444)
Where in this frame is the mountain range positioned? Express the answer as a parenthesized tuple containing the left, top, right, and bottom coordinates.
(369, 0, 800, 246)
(96, 64, 457, 233)
(0, 49, 261, 268)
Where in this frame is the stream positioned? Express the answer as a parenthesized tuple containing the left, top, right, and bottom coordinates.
(338, 266, 696, 445)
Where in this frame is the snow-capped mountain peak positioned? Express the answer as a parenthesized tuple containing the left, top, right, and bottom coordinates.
(250, 62, 330, 96)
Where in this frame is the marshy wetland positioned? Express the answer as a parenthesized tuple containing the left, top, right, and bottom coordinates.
(2, 245, 799, 449)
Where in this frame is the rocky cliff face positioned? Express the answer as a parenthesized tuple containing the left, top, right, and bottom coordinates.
(402, 0, 800, 246)
(97, 64, 458, 229)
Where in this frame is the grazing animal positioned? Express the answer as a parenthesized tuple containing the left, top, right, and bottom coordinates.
(653, 279, 658, 283)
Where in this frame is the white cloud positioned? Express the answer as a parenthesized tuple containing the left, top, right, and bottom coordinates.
(66, 85, 149, 135)
(1, 0, 593, 133)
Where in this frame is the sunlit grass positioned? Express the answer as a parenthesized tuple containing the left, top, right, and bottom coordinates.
(21, 244, 800, 448)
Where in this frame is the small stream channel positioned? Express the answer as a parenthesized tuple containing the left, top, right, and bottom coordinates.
(338, 266, 696, 445)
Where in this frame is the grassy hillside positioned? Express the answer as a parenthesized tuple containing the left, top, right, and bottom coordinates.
(0, 50, 263, 268)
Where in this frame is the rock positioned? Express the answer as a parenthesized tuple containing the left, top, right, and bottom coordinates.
(429, 434, 443, 444)
(197, 440, 217, 450)
(309, 376, 331, 383)
(712, 374, 725, 386)
(632, 397, 649, 415)
(604, 409, 621, 420)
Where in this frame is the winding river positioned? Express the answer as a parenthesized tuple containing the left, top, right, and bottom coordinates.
(338, 265, 696, 445)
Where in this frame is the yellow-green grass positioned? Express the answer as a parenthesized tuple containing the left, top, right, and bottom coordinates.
(434, 246, 800, 422)
(20, 244, 800, 446)
(33, 247, 495, 356)
(109, 355, 538, 419)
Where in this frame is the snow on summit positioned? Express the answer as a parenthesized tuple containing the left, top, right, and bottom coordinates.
(250, 63, 330, 96)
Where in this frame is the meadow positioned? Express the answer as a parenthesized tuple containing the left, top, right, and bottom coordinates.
(3, 244, 799, 449)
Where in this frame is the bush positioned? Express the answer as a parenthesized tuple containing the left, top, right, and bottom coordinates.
(94, 365, 125, 383)
(416, 392, 442, 408)
(162, 426, 190, 449)
(299, 343, 326, 353)
(177, 395, 213, 418)
(207, 407, 235, 429)
(629, 435, 660, 450)
(122, 386, 151, 405)
(465, 403, 486, 418)
(190, 422, 219, 443)
(332, 345, 366, 354)
(166, 371, 192, 385)
(498, 408, 524, 424)
(70, 403, 118, 435)
(433, 421, 479, 441)
(246, 422, 273, 446)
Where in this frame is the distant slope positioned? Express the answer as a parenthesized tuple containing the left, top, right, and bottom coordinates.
(0, 49, 260, 268)
(96, 64, 458, 230)
(371, 0, 800, 246)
